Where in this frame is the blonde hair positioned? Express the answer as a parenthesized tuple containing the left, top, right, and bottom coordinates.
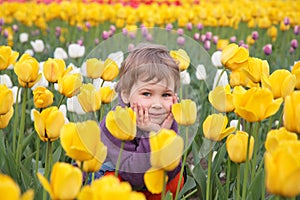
(115, 43, 180, 94)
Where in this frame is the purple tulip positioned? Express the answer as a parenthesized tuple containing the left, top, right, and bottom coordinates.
(240, 44, 249, 49)
(102, 31, 109, 40)
(77, 25, 82, 31)
(12, 24, 18, 33)
(128, 43, 135, 51)
(0, 18, 4, 26)
(177, 36, 185, 46)
(177, 28, 184, 36)
(263, 44, 272, 55)
(284, 17, 290, 26)
(197, 23, 203, 31)
(194, 33, 200, 41)
(85, 22, 91, 29)
(77, 39, 84, 46)
(146, 33, 153, 41)
(122, 28, 128, 36)
(251, 31, 259, 40)
(291, 39, 298, 49)
(129, 31, 136, 39)
(204, 40, 211, 50)
(141, 27, 148, 37)
(230, 36, 237, 43)
(166, 23, 173, 31)
(200, 34, 206, 42)
(290, 47, 295, 54)
(110, 25, 116, 33)
(205, 32, 212, 40)
(186, 22, 193, 31)
(94, 38, 100, 45)
(212, 36, 218, 44)
(294, 25, 300, 35)
(55, 26, 61, 38)
(238, 40, 245, 46)
(3, 30, 8, 38)
(108, 30, 113, 37)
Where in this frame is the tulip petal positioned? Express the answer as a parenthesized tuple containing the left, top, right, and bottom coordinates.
(265, 98, 283, 119)
(144, 168, 167, 194)
(33, 110, 46, 141)
(37, 173, 54, 199)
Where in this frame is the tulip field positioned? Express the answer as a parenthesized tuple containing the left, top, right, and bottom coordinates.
(1, 0, 300, 199)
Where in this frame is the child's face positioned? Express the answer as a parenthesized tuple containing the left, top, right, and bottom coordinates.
(123, 79, 175, 125)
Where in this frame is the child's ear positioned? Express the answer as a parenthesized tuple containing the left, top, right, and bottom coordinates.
(121, 90, 130, 104)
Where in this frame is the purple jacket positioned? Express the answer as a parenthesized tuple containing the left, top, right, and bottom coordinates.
(99, 98, 182, 189)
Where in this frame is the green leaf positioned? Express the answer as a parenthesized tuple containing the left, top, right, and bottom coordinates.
(52, 144, 62, 164)
(163, 191, 173, 200)
(192, 161, 207, 198)
(215, 173, 226, 200)
(247, 168, 263, 200)
(178, 175, 196, 198)
(212, 143, 226, 175)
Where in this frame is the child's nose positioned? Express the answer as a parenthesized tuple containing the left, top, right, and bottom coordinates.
(151, 97, 162, 108)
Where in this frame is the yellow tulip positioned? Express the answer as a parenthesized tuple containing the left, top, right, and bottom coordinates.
(291, 61, 300, 89)
(100, 86, 116, 104)
(169, 49, 190, 71)
(101, 58, 119, 81)
(77, 83, 102, 112)
(14, 54, 41, 88)
(37, 162, 82, 200)
(60, 120, 107, 162)
(0, 173, 34, 200)
(267, 26, 278, 42)
(203, 113, 236, 142)
(43, 58, 66, 83)
(221, 43, 249, 71)
(106, 106, 136, 141)
(33, 86, 54, 108)
(144, 168, 168, 194)
(86, 58, 105, 79)
(149, 129, 183, 171)
(58, 73, 82, 98)
(172, 99, 197, 126)
(33, 106, 65, 142)
(0, 84, 13, 115)
(0, 106, 14, 129)
(216, 39, 229, 51)
(262, 69, 296, 99)
(226, 131, 254, 163)
(0, 46, 19, 70)
(265, 140, 300, 197)
(208, 84, 235, 113)
(229, 68, 258, 88)
(233, 86, 283, 122)
(284, 91, 300, 133)
(242, 57, 270, 83)
(265, 128, 298, 153)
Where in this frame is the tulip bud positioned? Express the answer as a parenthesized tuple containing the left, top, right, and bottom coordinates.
(33, 86, 54, 108)
(263, 44, 272, 55)
(172, 99, 197, 126)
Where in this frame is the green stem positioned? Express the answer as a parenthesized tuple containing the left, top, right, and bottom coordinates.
(12, 85, 20, 154)
(99, 105, 104, 122)
(91, 172, 95, 183)
(43, 141, 52, 200)
(115, 141, 125, 177)
(241, 125, 252, 200)
(35, 138, 40, 173)
(251, 122, 260, 181)
(226, 159, 231, 198)
(93, 111, 98, 121)
(57, 95, 65, 108)
(215, 68, 226, 88)
(182, 188, 197, 199)
(277, 107, 284, 129)
(161, 170, 167, 200)
(261, 170, 265, 200)
(174, 126, 189, 200)
(236, 164, 240, 200)
(206, 142, 213, 200)
(16, 87, 27, 169)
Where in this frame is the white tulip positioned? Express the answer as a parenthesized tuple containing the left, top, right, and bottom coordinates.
(180, 70, 191, 85)
(68, 44, 85, 58)
(54, 47, 68, 60)
(67, 96, 86, 115)
(108, 51, 124, 68)
(24, 49, 34, 56)
(196, 64, 207, 80)
(30, 39, 45, 53)
(212, 69, 228, 89)
(0, 74, 13, 88)
(31, 74, 49, 90)
(59, 104, 69, 124)
(11, 86, 22, 104)
(230, 119, 243, 131)
(211, 51, 222, 67)
(19, 32, 29, 43)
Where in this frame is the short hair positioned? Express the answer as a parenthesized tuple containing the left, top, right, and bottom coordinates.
(115, 43, 180, 94)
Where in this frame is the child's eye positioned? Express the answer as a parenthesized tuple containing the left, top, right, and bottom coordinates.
(142, 92, 151, 97)
(162, 93, 172, 97)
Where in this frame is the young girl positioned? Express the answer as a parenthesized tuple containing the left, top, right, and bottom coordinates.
(99, 43, 184, 199)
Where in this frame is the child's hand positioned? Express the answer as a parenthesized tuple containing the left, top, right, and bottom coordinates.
(132, 103, 161, 132)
